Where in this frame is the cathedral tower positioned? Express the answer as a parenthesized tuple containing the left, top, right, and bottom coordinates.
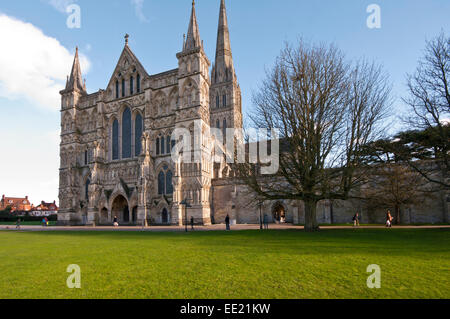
(173, 1, 213, 225)
(210, 0, 242, 132)
(58, 48, 88, 224)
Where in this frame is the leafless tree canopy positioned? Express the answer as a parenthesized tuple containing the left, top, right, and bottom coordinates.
(403, 31, 450, 184)
(234, 41, 392, 231)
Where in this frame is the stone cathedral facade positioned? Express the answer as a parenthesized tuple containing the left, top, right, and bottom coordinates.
(58, 0, 245, 226)
(58, 1, 449, 226)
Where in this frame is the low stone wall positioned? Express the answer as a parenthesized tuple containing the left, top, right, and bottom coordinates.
(211, 178, 449, 225)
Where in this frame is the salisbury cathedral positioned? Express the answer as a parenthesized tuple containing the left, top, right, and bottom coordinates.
(58, 0, 448, 226)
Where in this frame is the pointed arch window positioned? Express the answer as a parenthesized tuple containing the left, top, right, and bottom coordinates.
(135, 113, 143, 156)
(165, 170, 173, 195)
(115, 81, 119, 99)
(158, 171, 165, 195)
(85, 179, 90, 202)
(122, 108, 132, 159)
(223, 119, 227, 138)
(166, 136, 171, 154)
(216, 119, 220, 129)
(158, 167, 173, 195)
(137, 74, 141, 93)
(130, 76, 134, 95)
(216, 95, 220, 108)
(112, 119, 119, 160)
(223, 94, 227, 108)
(156, 137, 160, 156)
(122, 79, 126, 97)
(161, 136, 165, 155)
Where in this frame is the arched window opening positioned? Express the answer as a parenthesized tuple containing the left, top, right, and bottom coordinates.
(161, 136, 165, 155)
(130, 76, 134, 95)
(223, 94, 227, 108)
(216, 119, 220, 129)
(122, 108, 132, 159)
(156, 137, 160, 155)
(115, 81, 119, 99)
(223, 119, 227, 137)
(216, 95, 219, 108)
(135, 113, 143, 156)
(137, 74, 141, 93)
(158, 171, 165, 195)
(112, 119, 119, 160)
(122, 79, 126, 97)
(85, 179, 90, 202)
(157, 167, 174, 196)
(166, 136, 171, 154)
(165, 170, 173, 195)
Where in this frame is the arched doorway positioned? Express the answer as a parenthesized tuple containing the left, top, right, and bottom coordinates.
(161, 208, 169, 224)
(272, 202, 286, 223)
(100, 208, 108, 224)
(112, 195, 129, 224)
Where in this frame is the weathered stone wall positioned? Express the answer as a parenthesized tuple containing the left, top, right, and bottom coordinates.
(211, 178, 449, 225)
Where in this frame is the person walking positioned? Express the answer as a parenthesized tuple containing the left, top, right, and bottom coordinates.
(190, 216, 194, 231)
(113, 216, 119, 227)
(352, 212, 360, 227)
(16, 218, 21, 230)
(225, 214, 231, 231)
(386, 211, 393, 228)
(263, 214, 269, 230)
(44, 217, 49, 227)
(41, 218, 46, 227)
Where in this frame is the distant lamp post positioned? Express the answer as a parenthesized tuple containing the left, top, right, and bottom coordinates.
(180, 198, 192, 233)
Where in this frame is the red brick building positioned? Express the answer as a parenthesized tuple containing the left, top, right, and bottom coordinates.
(35, 201, 58, 212)
(0, 195, 32, 212)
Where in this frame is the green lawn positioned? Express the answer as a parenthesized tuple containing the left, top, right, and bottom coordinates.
(0, 229, 448, 299)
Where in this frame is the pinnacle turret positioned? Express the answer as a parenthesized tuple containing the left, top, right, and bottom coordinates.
(184, 0, 202, 51)
(64, 47, 86, 94)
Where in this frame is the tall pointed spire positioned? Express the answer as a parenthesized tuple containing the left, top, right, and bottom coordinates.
(213, 0, 234, 84)
(184, 0, 202, 51)
(216, 0, 232, 60)
(65, 47, 86, 94)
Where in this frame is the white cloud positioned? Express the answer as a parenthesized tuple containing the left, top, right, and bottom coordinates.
(45, 0, 77, 13)
(0, 14, 90, 111)
(131, 0, 149, 23)
(0, 126, 61, 206)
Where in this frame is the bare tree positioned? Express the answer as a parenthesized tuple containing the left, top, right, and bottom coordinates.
(363, 163, 430, 225)
(403, 31, 450, 187)
(234, 41, 392, 231)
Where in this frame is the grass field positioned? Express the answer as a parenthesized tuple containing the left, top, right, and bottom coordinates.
(0, 229, 448, 299)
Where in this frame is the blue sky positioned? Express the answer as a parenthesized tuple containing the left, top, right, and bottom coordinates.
(0, 0, 449, 205)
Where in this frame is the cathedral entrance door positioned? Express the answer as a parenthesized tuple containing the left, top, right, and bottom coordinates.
(112, 195, 129, 224)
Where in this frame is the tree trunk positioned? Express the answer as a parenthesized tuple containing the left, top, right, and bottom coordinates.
(304, 199, 319, 232)
(395, 204, 401, 225)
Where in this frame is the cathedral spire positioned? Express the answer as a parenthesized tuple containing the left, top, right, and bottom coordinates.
(184, 0, 202, 51)
(216, 0, 232, 60)
(65, 47, 86, 94)
(213, 0, 234, 84)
